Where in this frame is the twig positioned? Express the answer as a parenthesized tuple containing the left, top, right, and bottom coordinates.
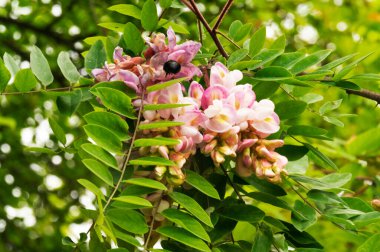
(215, 30, 240, 49)
(212, 0, 234, 32)
(346, 89, 380, 104)
(220, 164, 244, 201)
(144, 193, 164, 251)
(181, 0, 229, 58)
(197, 20, 203, 44)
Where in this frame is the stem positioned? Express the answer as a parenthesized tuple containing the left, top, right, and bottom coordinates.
(212, 0, 234, 32)
(144, 193, 163, 251)
(1, 84, 93, 96)
(103, 88, 146, 210)
(197, 20, 203, 44)
(181, 0, 229, 58)
(216, 30, 240, 49)
(220, 164, 244, 201)
(346, 89, 380, 104)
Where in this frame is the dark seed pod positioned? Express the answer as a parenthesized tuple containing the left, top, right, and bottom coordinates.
(163, 60, 181, 75)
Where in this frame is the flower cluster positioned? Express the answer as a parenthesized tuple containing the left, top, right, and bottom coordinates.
(93, 27, 288, 186)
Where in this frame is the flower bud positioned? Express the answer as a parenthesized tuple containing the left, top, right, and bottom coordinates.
(154, 166, 167, 180)
(203, 139, 217, 154)
(139, 146, 150, 156)
(212, 150, 225, 164)
(237, 139, 258, 152)
(203, 133, 216, 143)
(236, 154, 253, 177)
(167, 166, 185, 186)
(218, 145, 236, 157)
(371, 199, 380, 211)
(158, 146, 169, 159)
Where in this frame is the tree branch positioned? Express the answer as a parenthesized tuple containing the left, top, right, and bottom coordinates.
(181, 0, 229, 58)
(346, 89, 380, 104)
(212, 0, 234, 32)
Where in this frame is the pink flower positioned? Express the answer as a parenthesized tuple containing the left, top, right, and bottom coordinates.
(189, 81, 204, 106)
(148, 27, 202, 81)
(201, 85, 228, 109)
(249, 100, 280, 138)
(203, 100, 237, 133)
(210, 62, 243, 89)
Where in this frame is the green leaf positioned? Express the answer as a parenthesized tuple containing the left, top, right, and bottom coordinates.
(234, 23, 252, 42)
(106, 209, 148, 234)
(291, 200, 317, 231)
(247, 192, 292, 210)
(290, 50, 332, 74)
(307, 190, 345, 206)
(228, 20, 243, 41)
(93, 87, 135, 119)
(322, 116, 344, 127)
(275, 100, 307, 120)
(141, 0, 158, 31)
(253, 82, 280, 100)
(319, 53, 357, 71)
(287, 125, 330, 140)
(85, 40, 107, 73)
(62, 236, 75, 247)
(270, 35, 286, 50)
(138, 121, 184, 130)
(158, 19, 190, 35)
(108, 4, 141, 19)
(229, 60, 262, 70)
(290, 173, 351, 190)
(144, 103, 191, 111)
(13, 69, 37, 92)
(84, 111, 130, 141)
(30, 46, 54, 86)
(286, 156, 309, 175)
(346, 127, 380, 156)
(98, 22, 125, 32)
(123, 22, 145, 55)
(114, 229, 141, 247)
(77, 179, 105, 201)
(90, 81, 136, 98)
(300, 93, 324, 104)
(82, 159, 114, 186)
(272, 52, 305, 69)
(129, 156, 176, 166)
(218, 204, 265, 223)
(276, 145, 309, 161)
(251, 223, 273, 252)
(348, 73, 380, 81)
(253, 66, 293, 81)
(0, 57, 11, 92)
(56, 89, 82, 116)
(83, 36, 107, 46)
(113, 196, 152, 208)
(227, 49, 248, 67)
(250, 49, 284, 70)
(122, 184, 157, 196)
(125, 178, 167, 190)
(185, 170, 220, 200)
(241, 175, 287, 196)
(169, 192, 213, 227)
(161, 208, 210, 242)
(333, 52, 373, 81)
(303, 143, 338, 170)
(356, 233, 380, 252)
(297, 70, 333, 81)
(352, 212, 380, 228)
(24, 147, 57, 154)
(159, 0, 172, 8)
(157, 226, 211, 252)
(48, 118, 66, 145)
(3, 52, 20, 76)
(81, 143, 118, 170)
(57, 52, 81, 84)
(147, 77, 187, 92)
(83, 124, 122, 154)
(334, 80, 360, 90)
(134, 137, 180, 147)
(249, 27, 266, 57)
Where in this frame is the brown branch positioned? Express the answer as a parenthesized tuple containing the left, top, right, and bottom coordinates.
(212, 0, 234, 32)
(221, 164, 244, 201)
(181, 0, 229, 58)
(346, 89, 380, 104)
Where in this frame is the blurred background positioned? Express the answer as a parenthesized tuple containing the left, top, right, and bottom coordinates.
(0, 0, 379, 251)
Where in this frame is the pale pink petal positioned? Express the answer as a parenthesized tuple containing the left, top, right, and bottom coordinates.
(173, 41, 201, 60)
(167, 27, 177, 50)
(113, 46, 124, 62)
(201, 85, 228, 109)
